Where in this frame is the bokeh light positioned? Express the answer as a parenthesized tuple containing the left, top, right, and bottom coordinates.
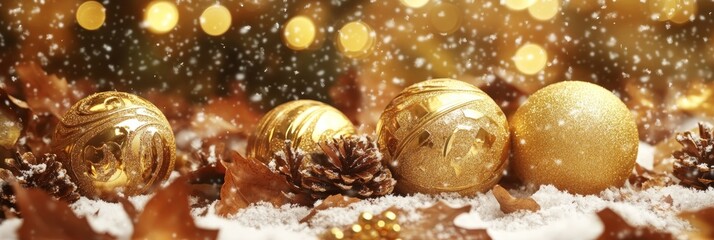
(505, 0, 537, 11)
(76, 1, 106, 31)
(428, 3, 461, 34)
(143, 1, 179, 34)
(649, 0, 697, 23)
(513, 43, 547, 75)
(528, 0, 559, 21)
(200, 4, 232, 36)
(400, 0, 430, 9)
(283, 16, 317, 50)
(337, 21, 375, 58)
(670, 0, 697, 24)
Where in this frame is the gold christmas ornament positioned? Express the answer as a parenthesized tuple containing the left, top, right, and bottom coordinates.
(52, 92, 176, 197)
(376, 79, 510, 195)
(510, 81, 638, 195)
(0, 106, 21, 149)
(247, 100, 355, 165)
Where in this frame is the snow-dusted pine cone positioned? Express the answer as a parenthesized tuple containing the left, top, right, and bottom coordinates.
(275, 135, 395, 200)
(673, 122, 714, 190)
(0, 152, 80, 218)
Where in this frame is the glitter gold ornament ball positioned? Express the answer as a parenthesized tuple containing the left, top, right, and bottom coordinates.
(247, 100, 356, 165)
(52, 92, 176, 197)
(510, 81, 639, 194)
(376, 79, 510, 195)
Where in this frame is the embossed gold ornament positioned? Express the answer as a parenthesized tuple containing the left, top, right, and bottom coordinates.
(376, 79, 510, 195)
(247, 100, 355, 165)
(52, 92, 176, 197)
(510, 81, 638, 195)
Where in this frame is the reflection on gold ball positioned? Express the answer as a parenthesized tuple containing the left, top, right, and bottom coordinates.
(510, 81, 638, 194)
(247, 100, 355, 165)
(377, 79, 510, 195)
(52, 92, 176, 197)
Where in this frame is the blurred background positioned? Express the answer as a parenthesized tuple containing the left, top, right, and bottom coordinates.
(0, 0, 712, 165)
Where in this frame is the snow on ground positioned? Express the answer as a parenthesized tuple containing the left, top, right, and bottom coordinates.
(2, 143, 713, 240)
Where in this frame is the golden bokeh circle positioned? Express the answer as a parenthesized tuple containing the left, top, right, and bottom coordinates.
(513, 43, 548, 75)
(428, 3, 461, 34)
(377, 79, 510, 195)
(200, 4, 232, 36)
(400, 0, 430, 8)
(52, 92, 176, 197)
(283, 16, 317, 50)
(528, 0, 559, 21)
(505, 0, 537, 11)
(144, 1, 179, 34)
(337, 21, 375, 58)
(510, 81, 639, 195)
(76, 1, 106, 31)
(670, 0, 697, 24)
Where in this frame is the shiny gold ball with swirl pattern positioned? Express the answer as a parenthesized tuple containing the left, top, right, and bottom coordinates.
(376, 79, 510, 195)
(52, 92, 176, 197)
(247, 100, 356, 165)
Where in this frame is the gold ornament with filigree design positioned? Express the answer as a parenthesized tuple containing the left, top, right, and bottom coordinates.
(52, 92, 176, 197)
(376, 79, 510, 195)
(247, 100, 356, 165)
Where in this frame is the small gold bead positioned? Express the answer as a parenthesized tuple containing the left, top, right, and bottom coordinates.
(392, 224, 401, 233)
(360, 212, 374, 221)
(351, 224, 362, 233)
(376, 220, 386, 228)
(330, 228, 345, 239)
(383, 211, 397, 221)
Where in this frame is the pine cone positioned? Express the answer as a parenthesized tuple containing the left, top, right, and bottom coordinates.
(0, 152, 80, 218)
(275, 135, 395, 200)
(673, 122, 714, 190)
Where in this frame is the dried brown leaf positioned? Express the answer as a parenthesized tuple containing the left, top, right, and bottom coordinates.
(401, 202, 491, 240)
(14, 62, 77, 118)
(11, 62, 94, 155)
(215, 151, 309, 216)
(596, 208, 673, 240)
(492, 185, 540, 214)
(13, 182, 114, 240)
(679, 207, 714, 239)
(131, 177, 218, 240)
(628, 164, 674, 189)
(300, 194, 360, 224)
